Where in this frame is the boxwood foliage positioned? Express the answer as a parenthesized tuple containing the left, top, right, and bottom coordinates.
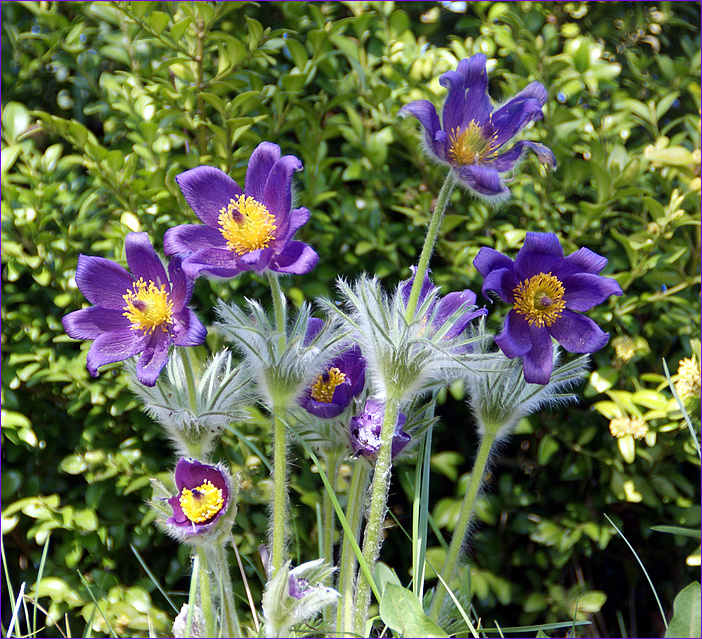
(2, 1, 699, 636)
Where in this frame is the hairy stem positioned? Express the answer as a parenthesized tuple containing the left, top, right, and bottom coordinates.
(336, 459, 371, 636)
(429, 429, 497, 621)
(405, 172, 456, 321)
(352, 397, 400, 636)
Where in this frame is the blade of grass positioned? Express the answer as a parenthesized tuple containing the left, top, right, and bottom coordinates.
(434, 570, 480, 638)
(77, 570, 117, 638)
(663, 359, 701, 460)
(230, 534, 260, 634)
(32, 534, 52, 635)
(604, 513, 668, 630)
(7, 582, 25, 639)
(413, 420, 434, 600)
(130, 544, 179, 613)
(186, 553, 200, 638)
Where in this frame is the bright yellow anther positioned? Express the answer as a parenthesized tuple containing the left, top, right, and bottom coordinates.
(179, 480, 224, 524)
(513, 272, 566, 328)
(447, 121, 497, 165)
(310, 367, 347, 403)
(123, 279, 173, 333)
(218, 195, 277, 255)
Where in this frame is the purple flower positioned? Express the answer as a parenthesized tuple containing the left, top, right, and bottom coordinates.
(299, 319, 367, 419)
(164, 142, 318, 279)
(399, 267, 487, 339)
(166, 457, 232, 536)
(61, 232, 206, 387)
(349, 400, 411, 459)
(400, 54, 556, 202)
(473, 232, 623, 384)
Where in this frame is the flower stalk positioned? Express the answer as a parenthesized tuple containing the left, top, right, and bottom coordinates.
(429, 428, 497, 621)
(352, 396, 401, 636)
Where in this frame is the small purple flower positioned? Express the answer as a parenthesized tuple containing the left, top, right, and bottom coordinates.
(400, 54, 556, 202)
(299, 319, 367, 419)
(166, 457, 232, 536)
(61, 232, 206, 387)
(399, 267, 487, 339)
(473, 232, 623, 384)
(349, 399, 411, 459)
(164, 142, 318, 279)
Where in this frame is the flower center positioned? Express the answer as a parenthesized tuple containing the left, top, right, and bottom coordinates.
(218, 195, 277, 255)
(447, 120, 497, 165)
(122, 279, 173, 333)
(179, 480, 224, 524)
(513, 272, 566, 327)
(310, 367, 347, 403)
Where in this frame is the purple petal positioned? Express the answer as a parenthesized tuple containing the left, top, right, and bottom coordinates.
(163, 224, 227, 258)
(495, 311, 533, 358)
(174, 457, 230, 497)
(167, 256, 193, 312)
(86, 327, 145, 376)
(62, 307, 130, 340)
(547, 310, 610, 354)
(435, 290, 483, 337)
(513, 232, 564, 280)
(136, 330, 171, 386)
(558, 247, 608, 276)
(245, 142, 280, 203)
(180, 248, 244, 280)
(400, 100, 444, 161)
(453, 164, 510, 200)
(304, 318, 324, 345)
(263, 155, 303, 224)
(75, 254, 134, 310)
(562, 273, 623, 311)
(481, 266, 519, 304)
(172, 309, 207, 347)
(270, 241, 319, 275)
(176, 166, 243, 227)
(491, 82, 547, 147)
(489, 140, 557, 172)
(521, 325, 554, 385)
(398, 267, 438, 315)
(440, 55, 491, 133)
(125, 232, 169, 288)
(473, 247, 515, 278)
(277, 207, 311, 244)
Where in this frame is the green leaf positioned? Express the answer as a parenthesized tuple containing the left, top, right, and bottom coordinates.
(665, 582, 701, 638)
(148, 11, 170, 35)
(379, 584, 448, 638)
(651, 526, 702, 539)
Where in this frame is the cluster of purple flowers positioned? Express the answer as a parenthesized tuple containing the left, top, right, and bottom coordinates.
(62, 54, 623, 541)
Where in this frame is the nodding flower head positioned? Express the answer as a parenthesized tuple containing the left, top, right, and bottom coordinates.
(400, 54, 556, 203)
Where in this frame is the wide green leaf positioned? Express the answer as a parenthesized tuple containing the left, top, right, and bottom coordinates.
(379, 583, 448, 638)
(665, 582, 701, 638)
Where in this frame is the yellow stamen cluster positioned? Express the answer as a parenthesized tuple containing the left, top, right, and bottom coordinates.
(179, 480, 224, 524)
(676, 356, 701, 402)
(609, 417, 649, 440)
(447, 120, 497, 166)
(513, 272, 566, 327)
(218, 195, 277, 255)
(123, 279, 173, 333)
(612, 336, 636, 363)
(310, 367, 347, 403)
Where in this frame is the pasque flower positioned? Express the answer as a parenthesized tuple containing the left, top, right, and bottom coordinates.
(400, 54, 556, 202)
(164, 142, 318, 279)
(61, 232, 206, 387)
(299, 318, 367, 419)
(474, 232, 623, 384)
(349, 399, 411, 459)
(166, 457, 233, 538)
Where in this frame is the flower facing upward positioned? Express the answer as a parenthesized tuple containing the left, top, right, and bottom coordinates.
(298, 318, 367, 419)
(61, 232, 206, 387)
(349, 399, 411, 459)
(474, 232, 623, 384)
(164, 142, 318, 280)
(400, 54, 556, 202)
(166, 457, 232, 536)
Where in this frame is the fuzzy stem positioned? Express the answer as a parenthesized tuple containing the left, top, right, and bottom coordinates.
(322, 450, 341, 576)
(270, 410, 288, 575)
(352, 397, 400, 636)
(336, 459, 371, 636)
(405, 172, 456, 321)
(429, 429, 497, 621)
(196, 547, 216, 638)
(206, 542, 242, 638)
(267, 271, 287, 352)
